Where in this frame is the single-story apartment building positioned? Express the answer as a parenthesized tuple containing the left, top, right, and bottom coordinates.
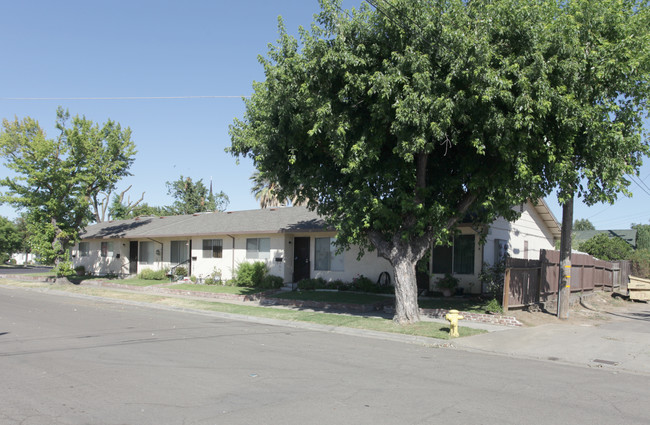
(72, 201, 560, 293)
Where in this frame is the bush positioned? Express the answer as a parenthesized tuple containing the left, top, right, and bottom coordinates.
(479, 260, 506, 300)
(54, 261, 75, 278)
(74, 265, 86, 276)
(485, 298, 503, 314)
(174, 266, 187, 277)
(629, 249, 650, 279)
(578, 233, 633, 261)
(138, 268, 168, 280)
(297, 277, 328, 290)
(190, 275, 197, 283)
(259, 274, 284, 289)
(435, 273, 459, 290)
(234, 262, 267, 287)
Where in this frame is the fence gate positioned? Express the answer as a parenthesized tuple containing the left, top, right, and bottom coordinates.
(503, 258, 541, 310)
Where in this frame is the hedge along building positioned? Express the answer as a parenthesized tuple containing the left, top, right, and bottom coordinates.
(72, 202, 560, 292)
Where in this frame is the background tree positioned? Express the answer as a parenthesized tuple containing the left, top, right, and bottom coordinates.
(230, 0, 582, 323)
(632, 222, 650, 251)
(165, 175, 229, 215)
(578, 233, 633, 261)
(97, 185, 145, 222)
(0, 216, 21, 263)
(0, 108, 136, 274)
(573, 219, 596, 231)
(250, 171, 308, 208)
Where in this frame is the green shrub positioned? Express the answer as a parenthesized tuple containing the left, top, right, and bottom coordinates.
(74, 265, 86, 276)
(435, 273, 459, 290)
(485, 298, 503, 314)
(54, 261, 75, 278)
(259, 274, 284, 289)
(297, 277, 328, 290)
(174, 266, 187, 277)
(629, 249, 650, 279)
(234, 262, 267, 287)
(479, 260, 506, 300)
(578, 233, 633, 261)
(190, 275, 197, 283)
(138, 268, 168, 280)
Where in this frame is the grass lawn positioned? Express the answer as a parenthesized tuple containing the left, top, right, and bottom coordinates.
(170, 284, 267, 295)
(104, 278, 168, 287)
(418, 297, 493, 314)
(270, 291, 392, 305)
(0, 280, 486, 340)
(271, 290, 493, 314)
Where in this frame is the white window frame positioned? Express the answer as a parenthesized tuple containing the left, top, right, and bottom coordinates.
(100, 241, 113, 258)
(203, 239, 223, 258)
(314, 237, 344, 271)
(246, 238, 270, 259)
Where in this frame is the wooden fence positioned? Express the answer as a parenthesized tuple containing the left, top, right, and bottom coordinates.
(503, 250, 630, 311)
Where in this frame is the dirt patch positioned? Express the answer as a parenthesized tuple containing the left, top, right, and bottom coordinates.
(508, 292, 647, 327)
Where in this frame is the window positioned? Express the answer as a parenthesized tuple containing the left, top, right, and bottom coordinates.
(79, 242, 90, 257)
(246, 238, 270, 259)
(314, 237, 344, 271)
(100, 242, 113, 258)
(139, 241, 154, 264)
(203, 239, 223, 258)
(453, 235, 475, 274)
(432, 234, 475, 275)
(170, 240, 188, 264)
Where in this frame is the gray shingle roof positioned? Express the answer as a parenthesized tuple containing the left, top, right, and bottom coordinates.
(573, 229, 637, 249)
(81, 207, 329, 240)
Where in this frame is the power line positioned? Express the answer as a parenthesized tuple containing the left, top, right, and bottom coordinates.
(628, 174, 650, 197)
(0, 95, 250, 101)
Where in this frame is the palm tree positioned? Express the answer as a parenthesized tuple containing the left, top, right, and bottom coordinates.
(249, 172, 309, 208)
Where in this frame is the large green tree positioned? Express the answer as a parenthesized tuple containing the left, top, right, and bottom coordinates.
(0, 108, 136, 273)
(229, 0, 649, 323)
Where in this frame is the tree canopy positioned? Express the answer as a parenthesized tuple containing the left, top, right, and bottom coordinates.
(632, 222, 650, 251)
(166, 175, 229, 215)
(0, 108, 136, 273)
(229, 0, 650, 323)
(574, 219, 596, 231)
(0, 216, 21, 262)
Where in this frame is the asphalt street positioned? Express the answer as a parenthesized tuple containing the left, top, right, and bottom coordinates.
(1, 285, 649, 425)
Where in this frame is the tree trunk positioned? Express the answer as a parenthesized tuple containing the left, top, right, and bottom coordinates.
(392, 253, 421, 324)
(369, 229, 430, 324)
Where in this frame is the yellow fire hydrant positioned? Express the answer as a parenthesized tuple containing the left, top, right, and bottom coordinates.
(445, 309, 464, 338)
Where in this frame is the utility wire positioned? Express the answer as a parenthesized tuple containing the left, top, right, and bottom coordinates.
(628, 174, 650, 197)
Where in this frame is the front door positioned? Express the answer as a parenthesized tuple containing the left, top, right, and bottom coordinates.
(129, 241, 138, 274)
(293, 237, 310, 282)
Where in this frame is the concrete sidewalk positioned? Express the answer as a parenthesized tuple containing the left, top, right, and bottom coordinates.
(452, 299, 650, 375)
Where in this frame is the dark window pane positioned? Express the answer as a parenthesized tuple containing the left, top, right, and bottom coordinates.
(432, 244, 453, 274)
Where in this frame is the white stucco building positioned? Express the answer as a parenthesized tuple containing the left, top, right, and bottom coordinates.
(72, 202, 560, 293)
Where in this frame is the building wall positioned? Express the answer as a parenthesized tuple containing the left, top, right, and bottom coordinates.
(72, 239, 126, 275)
(484, 202, 556, 265)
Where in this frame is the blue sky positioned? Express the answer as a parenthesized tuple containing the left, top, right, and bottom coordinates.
(1, 0, 648, 230)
